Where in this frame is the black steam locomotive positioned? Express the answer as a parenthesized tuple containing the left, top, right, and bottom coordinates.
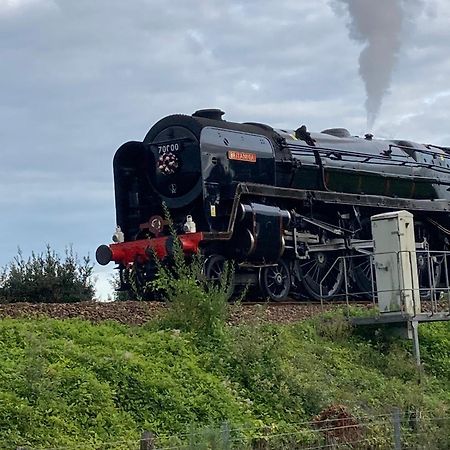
(96, 109, 450, 301)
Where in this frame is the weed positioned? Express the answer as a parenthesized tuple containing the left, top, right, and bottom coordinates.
(149, 205, 231, 339)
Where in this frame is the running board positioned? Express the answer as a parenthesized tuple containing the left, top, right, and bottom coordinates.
(308, 239, 427, 253)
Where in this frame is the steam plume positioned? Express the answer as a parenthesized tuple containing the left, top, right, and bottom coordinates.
(334, 0, 405, 130)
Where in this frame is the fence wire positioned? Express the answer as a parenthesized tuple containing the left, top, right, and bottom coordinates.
(15, 411, 450, 450)
(318, 249, 450, 318)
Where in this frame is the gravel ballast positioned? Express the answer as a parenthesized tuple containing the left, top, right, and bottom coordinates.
(0, 301, 363, 325)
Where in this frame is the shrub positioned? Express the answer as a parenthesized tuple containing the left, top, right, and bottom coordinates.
(0, 245, 95, 303)
(419, 322, 450, 380)
(0, 319, 250, 449)
(1, 317, 450, 449)
(149, 208, 232, 339)
(151, 247, 231, 339)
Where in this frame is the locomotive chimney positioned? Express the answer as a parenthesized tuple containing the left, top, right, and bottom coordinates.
(192, 109, 225, 120)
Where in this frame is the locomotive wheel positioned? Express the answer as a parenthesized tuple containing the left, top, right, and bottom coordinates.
(349, 218, 375, 296)
(203, 254, 235, 298)
(415, 222, 442, 299)
(295, 213, 346, 300)
(132, 261, 157, 300)
(297, 251, 345, 300)
(350, 219, 442, 299)
(259, 260, 291, 302)
(351, 254, 376, 296)
(351, 251, 442, 300)
(416, 251, 443, 299)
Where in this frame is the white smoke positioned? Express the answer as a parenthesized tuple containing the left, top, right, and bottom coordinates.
(333, 0, 406, 130)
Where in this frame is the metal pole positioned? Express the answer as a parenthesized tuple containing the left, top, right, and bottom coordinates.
(427, 249, 436, 313)
(370, 253, 376, 307)
(343, 256, 349, 309)
(398, 251, 405, 314)
(408, 250, 415, 314)
(320, 277, 324, 310)
(411, 320, 422, 374)
(444, 251, 450, 314)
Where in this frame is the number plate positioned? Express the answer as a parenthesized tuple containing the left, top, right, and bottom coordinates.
(154, 142, 183, 154)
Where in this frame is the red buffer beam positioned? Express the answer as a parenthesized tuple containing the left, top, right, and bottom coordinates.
(96, 232, 204, 266)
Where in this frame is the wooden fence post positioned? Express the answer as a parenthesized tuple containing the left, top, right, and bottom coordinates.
(140, 430, 155, 450)
(393, 408, 402, 450)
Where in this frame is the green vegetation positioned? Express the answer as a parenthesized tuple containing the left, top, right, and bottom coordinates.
(1, 232, 449, 448)
(419, 321, 450, 381)
(0, 314, 449, 449)
(147, 211, 233, 339)
(0, 245, 95, 303)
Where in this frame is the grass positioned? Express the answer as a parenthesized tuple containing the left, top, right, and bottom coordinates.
(0, 313, 449, 449)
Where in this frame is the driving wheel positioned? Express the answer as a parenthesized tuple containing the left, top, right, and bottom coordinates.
(203, 254, 235, 298)
(259, 260, 291, 301)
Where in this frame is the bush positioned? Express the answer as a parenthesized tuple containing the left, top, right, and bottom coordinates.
(149, 208, 232, 339)
(0, 319, 250, 449)
(0, 245, 95, 303)
(419, 321, 450, 380)
(1, 316, 450, 449)
(151, 245, 231, 339)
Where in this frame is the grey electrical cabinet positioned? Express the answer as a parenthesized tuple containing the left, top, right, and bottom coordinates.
(371, 210, 420, 316)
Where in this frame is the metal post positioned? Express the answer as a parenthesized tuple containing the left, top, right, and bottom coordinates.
(444, 252, 450, 313)
(427, 250, 436, 313)
(408, 250, 420, 316)
(431, 251, 437, 308)
(408, 250, 414, 314)
(397, 251, 405, 314)
(320, 280, 324, 310)
(411, 320, 421, 367)
(370, 253, 376, 306)
(343, 256, 349, 309)
(393, 408, 402, 450)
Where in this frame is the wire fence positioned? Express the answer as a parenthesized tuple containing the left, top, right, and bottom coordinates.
(15, 409, 450, 450)
(318, 249, 450, 318)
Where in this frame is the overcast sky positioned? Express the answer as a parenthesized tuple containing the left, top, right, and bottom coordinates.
(1, 0, 449, 299)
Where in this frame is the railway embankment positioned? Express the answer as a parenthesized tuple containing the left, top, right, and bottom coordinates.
(0, 307, 449, 449)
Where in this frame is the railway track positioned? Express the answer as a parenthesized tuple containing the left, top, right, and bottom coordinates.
(0, 299, 377, 325)
(242, 299, 374, 306)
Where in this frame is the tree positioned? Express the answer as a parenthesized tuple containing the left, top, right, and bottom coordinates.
(0, 245, 95, 303)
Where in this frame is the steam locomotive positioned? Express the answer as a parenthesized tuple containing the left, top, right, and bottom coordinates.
(96, 109, 450, 301)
